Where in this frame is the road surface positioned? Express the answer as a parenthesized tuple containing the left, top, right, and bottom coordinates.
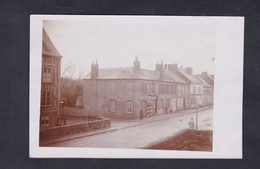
(48, 109, 213, 148)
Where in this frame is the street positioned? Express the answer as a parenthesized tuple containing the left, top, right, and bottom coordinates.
(47, 108, 213, 148)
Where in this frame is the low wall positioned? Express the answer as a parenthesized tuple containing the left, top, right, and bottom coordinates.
(40, 117, 111, 141)
(105, 112, 139, 119)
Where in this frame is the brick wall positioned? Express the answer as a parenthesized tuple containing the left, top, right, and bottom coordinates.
(40, 117, 111, 141)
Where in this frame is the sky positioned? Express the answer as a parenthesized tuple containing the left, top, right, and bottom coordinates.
(43, 16, 215, 78)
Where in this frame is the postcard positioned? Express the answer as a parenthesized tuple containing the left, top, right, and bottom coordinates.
(30, 15, 243, 158)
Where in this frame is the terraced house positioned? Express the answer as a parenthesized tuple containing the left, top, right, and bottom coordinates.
(83, 57, 213, 119)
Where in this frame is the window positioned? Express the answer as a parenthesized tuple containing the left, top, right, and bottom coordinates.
(177, 86, 183, 96)
(41, 84, 52, 106)
(42, 56, 55, 83)
(109, 82, 115, 95)
(109, 100, 116, 112)
(197, 86, 202, 94)
(42, 67, 52, 83)
(148, 83, 155, 94)
(163, 84, 167, 94)
(171, 85, 176, 95)
(126, 101, 133, 113)
(127, 82, 133, 95)
(151, 83, 155, 94)
(142, 83, 147, 95)
(159, 84, 163, 94)
(178, 98, 183, 108)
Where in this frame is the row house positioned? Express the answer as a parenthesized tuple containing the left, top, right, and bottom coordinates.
(196, 73, 214, 107)
(167, 64, 204, 108)
(83, 57, 189, 119)
(40, 29, 62, 129)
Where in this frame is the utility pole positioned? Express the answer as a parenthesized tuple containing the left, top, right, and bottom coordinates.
(196, 105, 198, 129)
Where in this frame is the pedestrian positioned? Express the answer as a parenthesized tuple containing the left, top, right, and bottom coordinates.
(188, 118, 195, 129)
(139, 109, 143, 120)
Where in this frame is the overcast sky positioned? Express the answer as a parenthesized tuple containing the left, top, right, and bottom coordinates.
(43, 16, 215, 78)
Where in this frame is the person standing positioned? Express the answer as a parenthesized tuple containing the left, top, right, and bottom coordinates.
(139, 109, 144, 120)
(188, 118, 195, 129)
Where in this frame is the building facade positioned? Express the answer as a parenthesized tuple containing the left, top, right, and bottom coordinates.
(196, 73, 214, 107)
(40, 29, 62, 129)
(83, 57, 212, 119)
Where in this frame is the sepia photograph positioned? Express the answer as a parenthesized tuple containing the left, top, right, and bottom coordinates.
(30, 15, 243, 158)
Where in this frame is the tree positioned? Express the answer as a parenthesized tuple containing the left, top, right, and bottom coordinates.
(60, 66, 84, 107)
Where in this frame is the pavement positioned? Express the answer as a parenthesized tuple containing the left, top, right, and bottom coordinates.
(41, 107, 213, 147)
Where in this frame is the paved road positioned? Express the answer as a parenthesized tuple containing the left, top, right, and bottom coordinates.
(48, 109, 212, 148)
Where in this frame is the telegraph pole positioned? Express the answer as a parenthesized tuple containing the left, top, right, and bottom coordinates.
(196, 105, 198, 129)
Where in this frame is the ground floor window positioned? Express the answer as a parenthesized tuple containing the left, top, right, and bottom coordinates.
(109, 100, 117, 113)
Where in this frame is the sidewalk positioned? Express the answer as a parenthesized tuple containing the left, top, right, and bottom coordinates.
(41, 107, 211, 146)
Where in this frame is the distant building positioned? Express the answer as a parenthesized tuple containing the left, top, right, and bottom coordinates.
(171, 65, 204, 108)
(83, 57, 212, 119)
(196, 73, 214, 107)
(40, 29, 62, 129)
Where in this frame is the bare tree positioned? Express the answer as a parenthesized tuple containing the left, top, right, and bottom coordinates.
(62, 65, 76, 79)
(60, 65, 84, 107)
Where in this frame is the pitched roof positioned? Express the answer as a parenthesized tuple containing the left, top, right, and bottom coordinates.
(199, 74, 214, 86)
(196, 75, 212, 87)
(208, 75, 214, 81)
(42, 29, 62, 57)
(177, 68, 202, 84)
(84, 67, 187, 84)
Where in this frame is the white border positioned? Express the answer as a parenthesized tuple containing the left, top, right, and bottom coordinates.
(30, 15, 244, 158)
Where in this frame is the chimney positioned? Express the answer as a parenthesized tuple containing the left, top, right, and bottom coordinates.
(202, 71, 208, 77)
(165, 64, 168, 70)
(133, 56, 140, 71)
(91, 59, 99, 79)
(168, 64, 178, 72)
(156, 59, 164, 80)
(185, 67, 193, 75)
(155, 62, 161, 71)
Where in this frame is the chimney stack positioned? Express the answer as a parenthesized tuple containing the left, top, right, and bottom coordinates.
(202, 71, 208, 77)
(168, 64, 178, 72)
(133, 56, 140, 71)
(91, 59, 99, 79)
(185, 67, 193, 75)
(155, 60, 164, 80)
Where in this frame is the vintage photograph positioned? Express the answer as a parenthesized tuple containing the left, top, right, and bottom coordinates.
(30, 16, 243, 158)
(39, 17, 214, 150)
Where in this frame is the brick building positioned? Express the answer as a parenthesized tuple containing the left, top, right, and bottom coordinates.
(40, 29, 62, 129)
(83, 57, 211, 119)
